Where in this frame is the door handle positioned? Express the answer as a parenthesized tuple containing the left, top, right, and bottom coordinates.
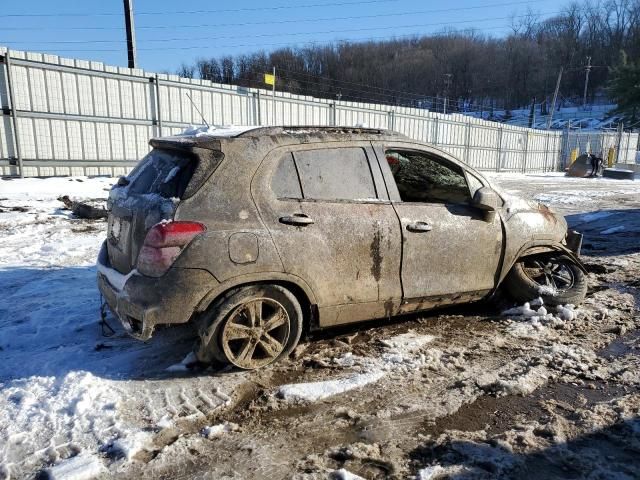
(279, 214, 315, 226)
(406, 221, 432, 233)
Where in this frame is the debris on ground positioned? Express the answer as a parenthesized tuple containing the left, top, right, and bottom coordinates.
(58, 195, 108, 219)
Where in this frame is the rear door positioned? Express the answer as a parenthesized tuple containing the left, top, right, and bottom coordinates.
(253, 142, 402, 326)
(107, 149, 195, 274)
(373, 143, 503, 306)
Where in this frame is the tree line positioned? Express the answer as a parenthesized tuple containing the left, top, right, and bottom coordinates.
(177, 0, 640, 117)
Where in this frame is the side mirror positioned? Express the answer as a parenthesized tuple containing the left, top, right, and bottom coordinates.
(472, 187, 500, 221)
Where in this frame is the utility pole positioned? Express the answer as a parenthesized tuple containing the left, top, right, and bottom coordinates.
(123, 0, 137, 68)
(546, 67, 563, 130)
(582, 56, 592, 109)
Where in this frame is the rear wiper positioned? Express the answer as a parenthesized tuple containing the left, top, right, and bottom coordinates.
(117, 176, 130, 187)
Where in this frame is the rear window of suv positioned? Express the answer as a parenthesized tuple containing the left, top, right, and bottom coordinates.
(127, 149, 196, 199)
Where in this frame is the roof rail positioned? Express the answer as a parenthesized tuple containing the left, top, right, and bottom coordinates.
(235, 125, 393, 137)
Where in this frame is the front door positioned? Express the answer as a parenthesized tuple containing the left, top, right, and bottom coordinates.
(375, 144, 503, 305)
(253, 143, 402, 326)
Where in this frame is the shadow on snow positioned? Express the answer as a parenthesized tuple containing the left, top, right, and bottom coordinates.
(566, 208, 640, 257)
(0, 265, 199, 381)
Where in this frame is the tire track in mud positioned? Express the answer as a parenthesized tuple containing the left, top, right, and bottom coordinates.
(121, 275, 639, 479)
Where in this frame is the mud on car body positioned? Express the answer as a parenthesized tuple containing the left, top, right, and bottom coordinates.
(97, 126, 587, 369)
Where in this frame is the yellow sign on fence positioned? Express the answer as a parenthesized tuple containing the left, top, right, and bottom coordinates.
(264, 73, 275, 86)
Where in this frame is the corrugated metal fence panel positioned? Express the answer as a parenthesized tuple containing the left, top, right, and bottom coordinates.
(0, 47, 637, 177)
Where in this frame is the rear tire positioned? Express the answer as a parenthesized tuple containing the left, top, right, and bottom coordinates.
(505, 254, 587, 307)
(195, 285, 303, 369)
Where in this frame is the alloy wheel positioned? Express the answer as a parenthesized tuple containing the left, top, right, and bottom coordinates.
(221, 298, 290, 369)
(522, 258, 576, 292)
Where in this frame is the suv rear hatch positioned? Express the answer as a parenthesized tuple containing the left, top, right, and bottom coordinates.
(106, 143, 222, 275)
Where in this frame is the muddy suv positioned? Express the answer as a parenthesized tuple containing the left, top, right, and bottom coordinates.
(97, 126, 586, 369)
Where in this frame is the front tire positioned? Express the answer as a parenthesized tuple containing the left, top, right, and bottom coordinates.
(195, 285, 303, 369)
(505, 254, 587, 306)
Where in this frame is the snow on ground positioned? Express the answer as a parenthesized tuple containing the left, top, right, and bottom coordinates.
(277, 332, 435, 402)
(0, 176, 242, 478)
(485, 172, 639, 210)
(1, 171, 639, 479)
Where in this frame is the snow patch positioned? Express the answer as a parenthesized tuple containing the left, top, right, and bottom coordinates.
(579, 211, 614, 223)
(379, 332, 436, 351)
(331, 468, 366, 480)
(278, 332, 435, 402)
(600, 225, 625, 235)
(177, 124, 256, 138)
(277, 370, 385, 402)
(201, 422, 238, 439)
(46, 453, 106, 480)
(96, 262, 138, 291)
(502, 300, 578, 337)
(165, 351, 198, 372)
(416, 465, 445, 479)
(537, 285, 557, 295)
(108, 431, 153, 461)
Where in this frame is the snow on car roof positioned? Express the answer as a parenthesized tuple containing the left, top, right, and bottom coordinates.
(173, 124, 395, 139)
(176, 125, 259, 138)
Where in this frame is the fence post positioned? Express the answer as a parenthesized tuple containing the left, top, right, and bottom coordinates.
(464, 121, 471, 165)
(522, 131, 529, 173)
(496, 127, 503, 172)
(615, 123, 624, 164)
(543, 132, 550, 172)
(2, 51, 24, 177)
(255, 90, 262, 126)
(149, 76, 159, 137)
(433, 117, 439, 145)
(387, 110, 395, 131)
(153, 74, 163, 137)
(330, 102, 336, 126)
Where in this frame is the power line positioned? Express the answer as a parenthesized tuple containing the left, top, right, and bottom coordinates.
(226, 69, 515, 113)
(0, 0, 556, 31)
(1, 11, 561, 45)
(0, 0, 399, 17)
(0, 22, 548, 53)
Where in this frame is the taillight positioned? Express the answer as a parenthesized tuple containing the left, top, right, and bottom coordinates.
(137, 221, 205, 277)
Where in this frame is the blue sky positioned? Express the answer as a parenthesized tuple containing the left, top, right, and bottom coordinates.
(1, 0, 562, 73)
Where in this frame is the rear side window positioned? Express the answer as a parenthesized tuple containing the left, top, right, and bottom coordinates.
(294, 147, 377, 201)
(272, 153, 302, 199)
(128, 149, 196, 198)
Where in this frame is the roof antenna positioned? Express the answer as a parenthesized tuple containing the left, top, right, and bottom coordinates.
(186, 92, 210, 128)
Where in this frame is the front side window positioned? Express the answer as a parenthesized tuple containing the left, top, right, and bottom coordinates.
(294, 147, 377, 201)
(386, 149, 470, 204)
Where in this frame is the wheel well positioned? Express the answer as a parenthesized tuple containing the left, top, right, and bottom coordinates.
(507, 245, 586, 275)
(198, 280, 316, 333)
(272, 281, 316, 335)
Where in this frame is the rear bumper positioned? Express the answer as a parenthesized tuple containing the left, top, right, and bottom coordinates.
(96, 242, 218, 340)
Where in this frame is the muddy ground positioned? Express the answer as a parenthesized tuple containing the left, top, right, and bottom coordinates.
(114, 174, 639, 480)
(1, 173, 638, 480)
